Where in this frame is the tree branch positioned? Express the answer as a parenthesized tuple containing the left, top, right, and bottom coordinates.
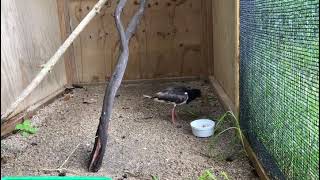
(1, 0, 109, 123)
(87, 0, 147, 172)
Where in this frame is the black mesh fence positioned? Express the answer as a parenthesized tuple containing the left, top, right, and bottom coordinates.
(240, 0, 319, 179)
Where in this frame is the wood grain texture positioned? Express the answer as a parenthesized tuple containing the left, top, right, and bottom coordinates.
(57, 0, 77, 84)
(234, 0, 240, 116)
(205, 0, 213, 76)
(1, 0, 67, 115)
(208, 76, 236, 115)
(68, 0, 208, 83)
(211, 0, 238, 105)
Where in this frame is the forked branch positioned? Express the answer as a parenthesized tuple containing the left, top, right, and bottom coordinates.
(87, 0, 147, 172)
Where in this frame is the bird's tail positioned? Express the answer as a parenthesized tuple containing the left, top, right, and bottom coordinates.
(143, 95, 153, 99)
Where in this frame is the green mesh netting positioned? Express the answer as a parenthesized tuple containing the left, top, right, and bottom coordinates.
(240, 0, 319, 179)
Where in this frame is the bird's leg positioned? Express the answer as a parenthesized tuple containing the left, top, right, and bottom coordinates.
(171, 105, 177, 126)
(172, 105, 182, 128)
(174, 107, 179, 121)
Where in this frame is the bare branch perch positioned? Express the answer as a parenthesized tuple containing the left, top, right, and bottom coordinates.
(1, 0, 109, 123)
(88, 0, 147, 172)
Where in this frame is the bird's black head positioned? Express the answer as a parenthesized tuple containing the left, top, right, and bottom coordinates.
(186, 89, 201, 104)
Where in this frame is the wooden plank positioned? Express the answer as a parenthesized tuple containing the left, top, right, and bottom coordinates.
(206, 0, 213, 76)
(175, 1, 204, 77)
(234, 0, 240, 116)
(208, 76, 236, 115)
(68, 0, 113, 83)
(208, 75, 270, 180)
(67, 0, 207, 83)
(57, 0, 76, 84)
(1, 88, 65, 138)
(1, 0, 67, 117)
(212, 0, 237, 104)
(73, 76, 201, 86)
(244, 138, 271, 180)
(200, 0, 208, 78)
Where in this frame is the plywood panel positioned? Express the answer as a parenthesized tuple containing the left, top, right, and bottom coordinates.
(1, 0, 67, 115)
(211, 0, 238, 104)
(68, 0, 208, 83)
(57, 0, 77, 84)
(205, 0, 213, 76)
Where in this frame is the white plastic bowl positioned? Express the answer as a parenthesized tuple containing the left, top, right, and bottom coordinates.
(190, 119, 215, 138)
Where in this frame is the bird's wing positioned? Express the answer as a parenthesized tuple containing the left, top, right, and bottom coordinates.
(155, 86, 189, 104)
(156, 86, 188, 95)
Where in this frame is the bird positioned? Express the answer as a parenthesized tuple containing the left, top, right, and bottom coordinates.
(143, 86, 201, 127)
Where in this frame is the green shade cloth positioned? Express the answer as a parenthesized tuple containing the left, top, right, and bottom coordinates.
(240, 0, 319, 179)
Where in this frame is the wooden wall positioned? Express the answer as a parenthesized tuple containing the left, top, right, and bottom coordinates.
(1, 0, 67, 115)
(210, 0, 239, 109)
(67, 0, 210, 83)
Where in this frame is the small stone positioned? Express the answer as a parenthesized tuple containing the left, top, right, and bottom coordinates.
(143, 116, 153, 119)
(251, 169, 258, 177)
(58, 172, 66, 176)
(63, 94, 71, 101)
(31, 142, 38, 146)
(225, 156, 235, 162)
(1, 157, 7, 164)
(122, 174, 128, 178)
(43, 170, 50, 174)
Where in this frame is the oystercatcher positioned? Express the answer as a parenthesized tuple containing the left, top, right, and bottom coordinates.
(143, 86, 201, 127)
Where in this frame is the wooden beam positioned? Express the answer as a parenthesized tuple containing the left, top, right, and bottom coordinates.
(206, 0, 214, 76)
(1, 88, 65, 138)
(201, 0, 209, 77)
(72, 76, 202, 86)
(208, 75, 270, 180)
(234, 0, 240, 115)
(57, 0, 76, 84)
(208, 76, 236, 115)
(244, 138, 271, 180)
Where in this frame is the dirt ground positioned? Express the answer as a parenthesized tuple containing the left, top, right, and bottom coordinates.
(1, 80, 258, 180)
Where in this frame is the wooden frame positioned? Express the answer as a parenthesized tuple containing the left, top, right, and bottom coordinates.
(73, 76, 201, 86)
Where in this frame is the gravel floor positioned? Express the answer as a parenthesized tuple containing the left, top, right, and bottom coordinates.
(1, 80, 258, 180)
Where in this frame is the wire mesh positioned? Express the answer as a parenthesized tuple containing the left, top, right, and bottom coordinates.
(240, 0, 319, 179)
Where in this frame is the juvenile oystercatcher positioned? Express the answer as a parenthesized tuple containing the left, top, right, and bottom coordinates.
(143, 86, 201, 127)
